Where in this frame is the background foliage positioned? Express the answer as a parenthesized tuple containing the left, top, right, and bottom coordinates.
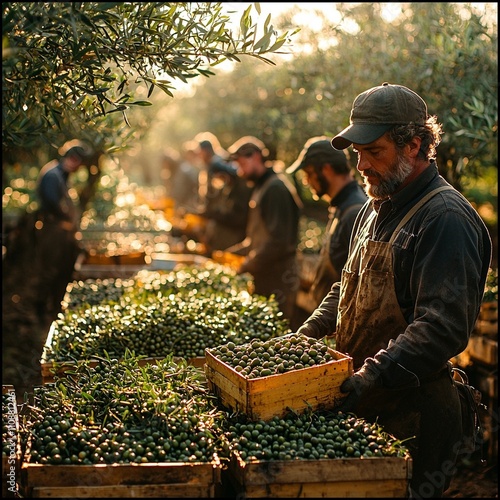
(2, 2, 497, 246)
(2, 1, 296, 162)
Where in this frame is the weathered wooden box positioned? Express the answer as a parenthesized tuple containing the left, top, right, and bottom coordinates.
(40, 322, 205, 384)
(474, 301, 498, 336)
(2, 385, 21, 498)
(204, 348, 353, 421)
(225, 452, 412, 498)
(466, 335, 497, 366)
(21, 460, 221, 498)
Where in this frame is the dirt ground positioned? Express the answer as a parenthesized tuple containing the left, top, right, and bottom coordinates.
(443, 459, 498, 498)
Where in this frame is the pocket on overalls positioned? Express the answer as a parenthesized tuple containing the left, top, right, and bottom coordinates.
(338, 269, 358, 315)
(357, 269, 389, 311)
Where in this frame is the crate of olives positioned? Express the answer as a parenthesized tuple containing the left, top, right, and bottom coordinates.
(21, 357, 225, 498)
(222, 409, 412, 498)
(205, 333, 353, 421)
(2, 385, 21, 497)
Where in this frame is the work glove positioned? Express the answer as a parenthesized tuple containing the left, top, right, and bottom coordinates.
(337, 357, 382, 413)
(337, 348, 421, 413)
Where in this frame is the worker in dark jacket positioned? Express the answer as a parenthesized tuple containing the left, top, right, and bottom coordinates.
(296, 83, 492, 498)
(227, 136, 303, 320)
(287, 136, 367, 315)
(35, 139, 94, 322)
(194, 134, 252, 253)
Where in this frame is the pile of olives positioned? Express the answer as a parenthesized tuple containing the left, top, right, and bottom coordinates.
(25, 356, 227, 465)
(63, 278, 134, 309)
(223, 410, 410, 462)
(46, 265, 290, 363)
(208, 333, 334, 378)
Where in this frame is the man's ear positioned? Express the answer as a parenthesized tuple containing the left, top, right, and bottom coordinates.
(406, 136, 422, 159)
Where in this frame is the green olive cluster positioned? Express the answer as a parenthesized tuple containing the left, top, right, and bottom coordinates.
(133, 263, 252, 297)
(64, 278, 134, 309)
(26, 356, 227, 465)
(483, 267, 498, 303)
(208, 333, 333, 378)
(45, 283, 290, 363)
(224, 410, 410, 462)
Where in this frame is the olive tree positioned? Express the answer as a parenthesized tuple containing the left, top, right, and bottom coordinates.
(2, 2, 297, 160)
(156, 3, 496, 188)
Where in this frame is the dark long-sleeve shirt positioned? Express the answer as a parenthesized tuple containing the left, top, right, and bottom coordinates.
(298, 162, 492, 377)
(36, 161, 75, 223)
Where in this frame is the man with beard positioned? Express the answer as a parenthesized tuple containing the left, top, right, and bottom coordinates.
(226, 136, 303, 320)
(286, 137, 367, 319)
(296, 83, 491, 498)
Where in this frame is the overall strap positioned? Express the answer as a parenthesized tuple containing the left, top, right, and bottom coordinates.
(388, 186, 454, 245)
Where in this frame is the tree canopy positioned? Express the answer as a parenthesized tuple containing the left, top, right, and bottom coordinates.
(150, 3, 496, 189)
(2, 2, 297, 159)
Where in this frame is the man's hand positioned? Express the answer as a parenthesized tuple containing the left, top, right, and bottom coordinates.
(337, 360, 381, 413)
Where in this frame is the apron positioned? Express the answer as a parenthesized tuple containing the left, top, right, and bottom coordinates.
(310, 208, 341, 305)
(336, 186, 462, 498)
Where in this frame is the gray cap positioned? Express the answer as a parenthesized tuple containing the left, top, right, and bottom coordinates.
(58, 139, 93, 160)
(287, 137, 348, 174)
(331, 83, 428, 150)
(228, 136, 267, 159)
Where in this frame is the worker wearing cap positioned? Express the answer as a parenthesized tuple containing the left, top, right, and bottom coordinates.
(34, 139, 94, 323)
(287, 137, 367, 315)
(227, 136, 303, 320)
(296, 83, 491, 497)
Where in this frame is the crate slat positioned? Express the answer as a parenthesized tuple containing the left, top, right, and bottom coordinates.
(22, 461, 221, 498)
(228, 454, 411, 498)
(30, 483, 215, 498)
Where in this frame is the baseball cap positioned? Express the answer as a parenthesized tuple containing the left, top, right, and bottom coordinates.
(331, 82, 428, 150)
(58, 139, 93, 160)
(228, 136, 268, 159)
(286, 136, 348, 174)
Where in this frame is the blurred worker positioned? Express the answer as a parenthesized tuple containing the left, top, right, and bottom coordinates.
(194, 132, 235, 209)
(202, 167, 253, 254)
(226, 136, 303, 320)
(286, 137, 367, 322)
(35, 139, 94, 323)
(296, 83, 492, 497)
(160, 145, 199, 212)
(194, 132, 252, 253)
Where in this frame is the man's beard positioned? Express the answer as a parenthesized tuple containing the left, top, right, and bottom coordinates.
(365, 154, 413, 200)
(313, 173, 330, 200)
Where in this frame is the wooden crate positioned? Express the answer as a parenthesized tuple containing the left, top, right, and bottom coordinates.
(149, 253, 208, 271)
(83, 252, 146, 266)
(204, 348, 353, 421)
(40, 323, 205, 383)
(21, 460, 221, 498)
(226, 452, 412, 498)
(118, 251, 146, 265)
(479, 301, 498, 321)
(2, 385, 21, 498)
(466, 335, 497, 366)
(73, 264, 146, 280)
(210, 251, 245, 271)
(474, 301, 498, 335)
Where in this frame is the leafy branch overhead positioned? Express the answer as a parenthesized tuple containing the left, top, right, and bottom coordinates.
(2, 2, 298, 150)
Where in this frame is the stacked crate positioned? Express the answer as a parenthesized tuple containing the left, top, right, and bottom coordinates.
(204, 334, 413, 498)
